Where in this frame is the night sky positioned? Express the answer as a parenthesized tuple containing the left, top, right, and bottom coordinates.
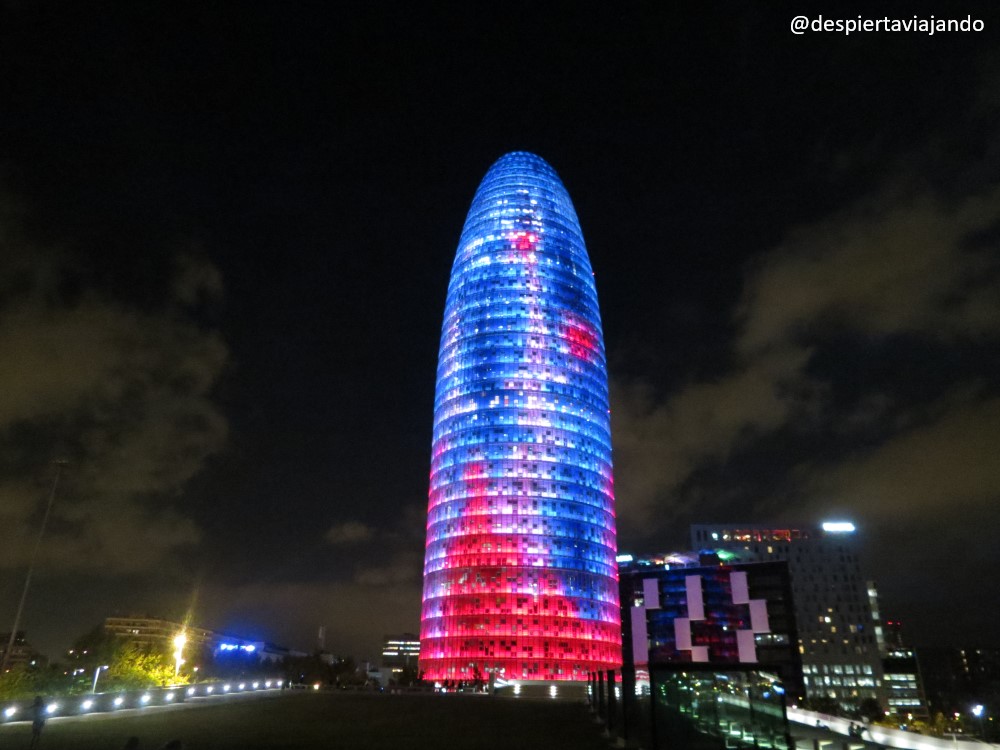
(1, 2, 998, 661)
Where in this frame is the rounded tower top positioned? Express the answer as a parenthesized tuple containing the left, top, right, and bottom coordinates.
(452, 151, 595, 303)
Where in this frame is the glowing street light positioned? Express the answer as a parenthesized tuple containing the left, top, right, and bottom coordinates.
(173, 632, 187, 678)
(92, 664, 109, 693)
(973, 705, 985, 737)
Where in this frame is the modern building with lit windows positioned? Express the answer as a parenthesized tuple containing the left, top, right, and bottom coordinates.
(879, 620, 929, 720)
(419, 152, 621, 683)
(690, 523, 885, 708)
(620, 553, 805, 701)
(103, 616, 215, 650)
(381, 633, 421, 678)
(103, 616, 293, 663)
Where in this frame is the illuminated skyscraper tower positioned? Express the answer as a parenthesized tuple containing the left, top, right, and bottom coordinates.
(419, 152, 621, 682)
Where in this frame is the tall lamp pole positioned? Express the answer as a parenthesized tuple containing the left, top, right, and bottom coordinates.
(972, 705, 985, 739)
(92, 665, 109, 693)
(1, 461, 66, 674)
(173, 632, 187, 679)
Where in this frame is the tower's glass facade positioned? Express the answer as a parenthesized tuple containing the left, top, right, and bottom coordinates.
(419, 152, 621, 682)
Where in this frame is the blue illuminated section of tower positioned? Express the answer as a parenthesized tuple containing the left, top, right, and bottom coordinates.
(419, 152, 621, 682)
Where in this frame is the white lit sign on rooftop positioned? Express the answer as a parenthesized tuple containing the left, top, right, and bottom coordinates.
(821, 521, 856, 533)
(615, 554, 634, 563)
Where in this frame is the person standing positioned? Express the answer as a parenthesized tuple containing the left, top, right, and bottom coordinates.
(28, 696, 46, 749)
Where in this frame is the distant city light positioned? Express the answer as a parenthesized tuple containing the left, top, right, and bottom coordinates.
(616, 554, 634, 563)
(822, 521, 856, 533)
(218, 642, 257, 652)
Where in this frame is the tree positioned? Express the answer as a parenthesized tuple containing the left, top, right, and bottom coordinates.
(105, 641, 177, 689)
(0, 665, 38, 700)
(66, 625, 182, 691)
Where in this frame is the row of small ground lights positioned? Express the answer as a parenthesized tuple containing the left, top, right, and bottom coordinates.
(2, 679, 284, 722)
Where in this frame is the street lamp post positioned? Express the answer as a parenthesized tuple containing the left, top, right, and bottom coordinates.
(972, 705, 985, 739)
(0, 462, 66, 674)
(92, 665, 108, 693)
(173, 632, 187, 679)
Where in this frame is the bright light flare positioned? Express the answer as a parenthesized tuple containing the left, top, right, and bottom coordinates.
(822, 521, 856, 533)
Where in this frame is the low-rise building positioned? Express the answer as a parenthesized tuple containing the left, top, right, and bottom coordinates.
(0, 631, 46, 671)
(381, 633, 420, 680)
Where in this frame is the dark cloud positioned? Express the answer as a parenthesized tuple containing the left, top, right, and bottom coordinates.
(354, 551, 423, 588)
(0, 202, 228, 574)
(325, 521, 376, 545)
(198, 580, 422, 657)
(611, 161, 1000, 546)
(611, 346, 814, 531)
(737, 184, 1000, 353)
(796, 392, 1000, 520)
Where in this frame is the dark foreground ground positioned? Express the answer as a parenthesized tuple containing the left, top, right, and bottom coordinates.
(0, 690, 610, 750)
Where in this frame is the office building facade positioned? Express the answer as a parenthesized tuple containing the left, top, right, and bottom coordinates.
(690, 523, 884, 708)
(620, 555, 805, 700)
(419, 152, 620, 682)
(381, 633, 421, 679)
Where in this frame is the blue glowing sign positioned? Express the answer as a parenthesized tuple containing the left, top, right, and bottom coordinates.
(218, 643, 257, 653)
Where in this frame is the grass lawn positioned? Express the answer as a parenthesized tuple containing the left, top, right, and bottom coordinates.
(0, 690, 610, 749)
